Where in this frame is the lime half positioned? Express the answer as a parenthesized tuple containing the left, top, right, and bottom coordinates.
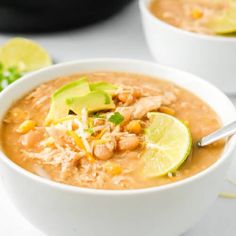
(142, 112, 192, 178)
(207, 2, 236, 35)
(0, 38, 52, 72)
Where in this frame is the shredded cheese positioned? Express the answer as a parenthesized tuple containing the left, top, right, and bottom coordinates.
(95, 129, 107, 140)
(227, 178, 236, 186)
(67, 130, 95, 162)
(219, 192, 236, 199)
(53, 115, 77, 125)
(81, 108, 88, 129)
(67, 131, 85, 150)
(218, 178, 236, 199)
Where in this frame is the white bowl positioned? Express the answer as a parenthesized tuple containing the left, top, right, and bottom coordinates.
(0, 59, 236, 236)
(139, 0, 236, 94)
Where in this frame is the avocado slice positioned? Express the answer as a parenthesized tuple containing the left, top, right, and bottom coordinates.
(90, 82, 117, 95)
(45, 78, 90, 124)
(66, 90, 115, 115)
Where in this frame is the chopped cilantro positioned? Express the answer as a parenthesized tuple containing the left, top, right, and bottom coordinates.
(108, 112, 124, 125)
(0, 64, 22, 92)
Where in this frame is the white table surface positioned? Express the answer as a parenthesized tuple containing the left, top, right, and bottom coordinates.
(0, 1, 236, 235)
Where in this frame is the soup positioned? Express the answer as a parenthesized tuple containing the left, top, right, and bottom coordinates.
(0, 72, 224, 190)
(149, 0, 234, 35)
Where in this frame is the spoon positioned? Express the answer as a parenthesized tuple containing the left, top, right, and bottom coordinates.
(197, 121, 236, 147)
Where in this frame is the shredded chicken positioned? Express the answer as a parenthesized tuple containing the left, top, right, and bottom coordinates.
(133, 96, 162, 119)
(116, 93, 175, 120)
(20, 128, 45, 149)
(12, 81, 177, 187)
(22, 85, 176, 182)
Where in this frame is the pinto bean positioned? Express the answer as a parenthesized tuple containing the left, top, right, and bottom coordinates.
(118, 93, 129, 103)
(118, 135, 140, 151)
(93, 144, 114, 160)
(118, 93, 135, 105)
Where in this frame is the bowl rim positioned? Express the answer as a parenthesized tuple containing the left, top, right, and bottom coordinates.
(0, 58, 236, 196)
(139, 0, 236, 43)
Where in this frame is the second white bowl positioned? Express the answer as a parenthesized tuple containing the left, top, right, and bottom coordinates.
(140, 0, 236, 94)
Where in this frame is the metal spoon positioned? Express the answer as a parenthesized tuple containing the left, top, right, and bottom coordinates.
(197, 121, 236, 147)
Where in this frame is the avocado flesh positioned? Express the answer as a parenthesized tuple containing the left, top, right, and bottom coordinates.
(66, 90, 115, 115)
(45, 78, 90, 124)
(90, 82, 117, 95)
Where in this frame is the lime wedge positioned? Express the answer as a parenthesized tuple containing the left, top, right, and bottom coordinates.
(0, 38, 52, 72)
(207, 2, 236, 34)
(142, 112, 192, 178)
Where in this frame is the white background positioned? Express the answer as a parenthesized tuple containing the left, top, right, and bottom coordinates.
(0, 1, 236, 235)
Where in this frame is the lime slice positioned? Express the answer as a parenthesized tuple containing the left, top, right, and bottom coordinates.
(142, 112, 192, 178)
(0, 38, 52, 72)
(207, 2, 236, 34)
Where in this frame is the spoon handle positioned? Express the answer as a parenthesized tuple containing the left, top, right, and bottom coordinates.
(198, 121, 236, 147)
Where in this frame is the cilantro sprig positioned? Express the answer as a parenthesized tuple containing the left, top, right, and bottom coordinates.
(109, 112, 124, 125)
(0, 63, 22, 92)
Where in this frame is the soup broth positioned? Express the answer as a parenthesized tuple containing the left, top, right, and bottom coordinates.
(150, 0, 228, 35)
(1, 72, 224, 190)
